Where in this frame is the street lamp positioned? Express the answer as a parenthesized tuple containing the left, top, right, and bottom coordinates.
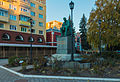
(98, 19, 102, 55)
(29, 18, 33, 64)
(69, 1, 74, 61)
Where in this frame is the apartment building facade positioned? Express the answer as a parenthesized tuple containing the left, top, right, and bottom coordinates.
(0, 0, 57, 58)
(46, 20, 63, 30)
(0, 0, 46, 39)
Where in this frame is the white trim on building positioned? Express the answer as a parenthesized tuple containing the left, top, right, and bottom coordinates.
(0, 43, 57, 48)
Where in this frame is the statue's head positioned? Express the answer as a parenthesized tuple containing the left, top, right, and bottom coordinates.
(63, 17, 67, 21)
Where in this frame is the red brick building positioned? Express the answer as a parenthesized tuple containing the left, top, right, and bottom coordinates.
(0, 29, 56, 58)
(75, 32, 82, 51)
(46, 27, 61, 46)
(0, 29, 45, 45)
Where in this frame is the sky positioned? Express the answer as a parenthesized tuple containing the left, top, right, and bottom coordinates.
(46, 0, 96, 32)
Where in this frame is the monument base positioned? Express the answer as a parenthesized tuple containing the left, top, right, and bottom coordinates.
(51, 54, 91, 69)
(57, 36, 75, 54)
(52, 54, 80, 61)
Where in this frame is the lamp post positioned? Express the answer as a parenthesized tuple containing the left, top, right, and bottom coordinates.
(29, 18, 33, 64)
(69, 1, 74, 61)
(98, 19, 102, 55)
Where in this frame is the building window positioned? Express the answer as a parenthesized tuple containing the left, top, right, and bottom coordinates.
(21, 8, 22, 11)
(77, 37, 80, 42)
(4, 46, 9, 51)
(38, 38, 43, 43)
(28, 37, 34, 42)
(0, 1, 4, 5)
(2, 33, 10, 40)
(56, 35, 59, 41)
(0, 10, 8, 17)
(9, 4, 11, 9)
(16, 35, 24, 41)
(9, 4, 16, 10)
(23, 9, 27, 12)
(10, 15, 16, 21)
(32, 29, 35, 33)
(10, 25, 17, 30)
(21, 7, 29, 13)
(22, 0, 30, 3)
(31, 11, 35, 16)
(39, 22, 43, 27)
(19, 15, 30, 22)
(30, 2, 35, 8)
(39, 14, 43, 18)
(39, 30, 43, 35)
(0, 23, 4, 28)
(33, 20, 36, 26)
(39, 6, 43, 10)
(21, 27, 27, 32)
(0, 11, 5, 16)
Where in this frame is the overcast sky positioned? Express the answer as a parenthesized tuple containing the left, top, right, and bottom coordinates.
(46, 0, 96, 32)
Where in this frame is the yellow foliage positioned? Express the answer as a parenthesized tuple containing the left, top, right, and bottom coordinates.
(87, 0, 120, 49)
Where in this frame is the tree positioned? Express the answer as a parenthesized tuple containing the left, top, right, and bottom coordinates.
(79, 14, 88, 50)
(87, 0, 120, 51)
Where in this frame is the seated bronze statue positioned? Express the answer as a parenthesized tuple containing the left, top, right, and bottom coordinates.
(60, 17, 72, 37)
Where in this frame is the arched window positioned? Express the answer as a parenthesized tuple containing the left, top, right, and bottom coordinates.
(38, 37, 43, 43)
(28, 37, 34, 42)
(2, 33, 10, 40)
(16, 35, 24, 41)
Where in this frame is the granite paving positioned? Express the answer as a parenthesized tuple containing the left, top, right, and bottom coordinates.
(0, 68, 118, 82)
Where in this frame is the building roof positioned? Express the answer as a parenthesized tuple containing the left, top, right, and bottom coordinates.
(46, 27, 60, 32)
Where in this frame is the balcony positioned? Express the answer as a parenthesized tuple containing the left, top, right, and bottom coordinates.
(35, 0, 46, 5)
(19, 0, 30, 9)
(20, 11, 30, 17)
(19, 20, 30, 27)
(3, 0, 9, 2)
(11, 0, 17, 2)
(0, 2, 9, 10)
(0, 16, 8, 23)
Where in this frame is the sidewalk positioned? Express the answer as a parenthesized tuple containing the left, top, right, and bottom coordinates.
(1, 65, 120, 82)
(0, 59, 8, 65)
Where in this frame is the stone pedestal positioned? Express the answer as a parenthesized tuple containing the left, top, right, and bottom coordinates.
(56, 36, 75, 54)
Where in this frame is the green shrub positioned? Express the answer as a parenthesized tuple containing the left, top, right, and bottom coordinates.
(50, 57, 63, 73)
(8, 56, 17, 66)
(101, 51, 120, 59)
(22, 61, 27, 71)
(33, 56, 47, 70)
(33, 61, 39, 71)
(72, 69, 77, 74)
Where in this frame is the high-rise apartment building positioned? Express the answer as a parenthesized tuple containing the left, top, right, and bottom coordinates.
(0, 0, 46, 39)
(46, 20, 63, 30)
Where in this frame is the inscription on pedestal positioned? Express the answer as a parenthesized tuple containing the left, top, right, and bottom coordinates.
(57, 36, 75, 54)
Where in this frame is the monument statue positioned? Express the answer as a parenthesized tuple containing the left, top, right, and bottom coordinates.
(52, 17, 75, 61)
(60, 17, 72, 37)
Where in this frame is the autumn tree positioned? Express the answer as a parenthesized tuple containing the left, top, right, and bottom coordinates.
(87, 0, 120, 51)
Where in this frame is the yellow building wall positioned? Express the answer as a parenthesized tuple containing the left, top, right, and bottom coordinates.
(46, 20, 63, 30)
(0, 0, 46, 40)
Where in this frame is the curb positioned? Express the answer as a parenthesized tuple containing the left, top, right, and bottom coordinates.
(0, 66, 24, 77)
(0, 66, 120, 81)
